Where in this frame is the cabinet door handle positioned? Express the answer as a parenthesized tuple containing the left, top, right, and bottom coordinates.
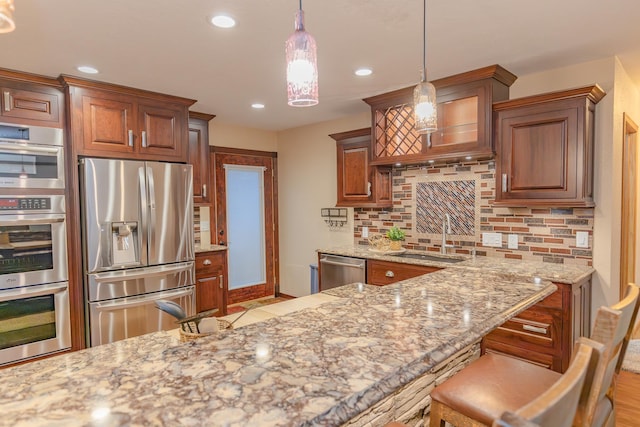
(385, 270, 395, 278)
(523, 324, 547, 335)
(128, 130, 134, 147)
(202, 184, 207, 198)
(367, 181, 372, 197)
(3, 91, 10, 111)
(219, 275, 223, 289)
(141, 131, 147, 147)
(197, 276, 218, 283)
(502, 174, 508, 192)
(427, 132, 432, 148)
(202, 259, 212, 266)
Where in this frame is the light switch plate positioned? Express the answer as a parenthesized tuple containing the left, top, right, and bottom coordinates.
(362, 226, 369, 238)
(576, 231, 589, 248)
(482, 232, 503, 248)
(200, 221, 210, 232)
(508, 234, 518, 249)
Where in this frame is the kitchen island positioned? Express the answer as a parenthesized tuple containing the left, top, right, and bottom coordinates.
(0, 269, 555, 427)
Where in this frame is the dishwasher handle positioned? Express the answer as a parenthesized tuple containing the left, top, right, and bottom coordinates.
(320, 258, 365, 269)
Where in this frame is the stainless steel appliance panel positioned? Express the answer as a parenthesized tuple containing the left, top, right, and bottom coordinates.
(80, 158, 147, 273)
(88, 285, 194, 347)
(0, 281, 71, 366)
(0, 195, 68, 290)
(0, 122, 64, 189)
(319, 255, 366, 291)
(87, 261, 194, 302)
(145, 162, 193, 265)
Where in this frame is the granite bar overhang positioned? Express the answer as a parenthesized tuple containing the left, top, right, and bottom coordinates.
(0, 269, 556, 427)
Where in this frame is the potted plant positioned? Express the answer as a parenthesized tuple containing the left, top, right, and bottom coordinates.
(386, 226, 406, 250)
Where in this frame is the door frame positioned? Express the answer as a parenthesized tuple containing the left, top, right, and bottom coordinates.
(621, 113, 638, 301)
(210, 146, 279, 303)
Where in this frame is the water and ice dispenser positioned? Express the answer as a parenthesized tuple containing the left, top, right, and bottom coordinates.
(111, 221, 139, 266)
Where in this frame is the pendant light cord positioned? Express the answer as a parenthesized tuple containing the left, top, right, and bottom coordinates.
(422, 0, 427, 82)
(299, 0, 302, 11)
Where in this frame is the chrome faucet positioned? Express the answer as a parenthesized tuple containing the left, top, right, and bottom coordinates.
(441, 214, 454, 255)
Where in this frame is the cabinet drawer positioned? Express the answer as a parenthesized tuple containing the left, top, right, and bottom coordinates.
(482, 338, 557, 371)
(367, 260, 440, 286)
(487, 314, 558, 351)
(195, 251, 226, 274)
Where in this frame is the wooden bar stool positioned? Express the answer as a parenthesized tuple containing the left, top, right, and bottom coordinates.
(429, 283, 640, 427)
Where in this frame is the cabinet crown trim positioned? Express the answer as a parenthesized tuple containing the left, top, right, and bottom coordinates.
(494, 84, 606, 110)
(189, 111, 216, 121)
(0, 67, 62, 88)
(329, 127, 371, 141)
(362, 64, 517, 106)
(59, 75, 196, 106)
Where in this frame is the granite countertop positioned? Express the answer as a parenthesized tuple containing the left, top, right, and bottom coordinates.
(0, 269, 555, 427)
(318, 245, 594, 284)
(195, 244, 228, 254)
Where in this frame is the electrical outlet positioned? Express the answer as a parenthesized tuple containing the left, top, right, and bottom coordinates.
(482, 232, 503, 248)
(201, 221, 210, 232)
(362, 226, 369, 238)
(508, 234, 518, 249)
(576, 231, 589, 248)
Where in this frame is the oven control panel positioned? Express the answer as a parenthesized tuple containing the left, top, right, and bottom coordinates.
(0, 197, 52, 211)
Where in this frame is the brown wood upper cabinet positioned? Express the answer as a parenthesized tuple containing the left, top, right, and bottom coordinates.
(494, 85, 605, 207)
(61, 75, 195, 162)
(188, 112, 215, 204)
(331, 128, 392, 208)
(0, 68, 64, 127)
(363, 65, 516, 165)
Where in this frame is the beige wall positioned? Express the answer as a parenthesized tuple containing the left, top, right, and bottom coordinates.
(276, 112, 369, 296)
(209, 121, 278, 151)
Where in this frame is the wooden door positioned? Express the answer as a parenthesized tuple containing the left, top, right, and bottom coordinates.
(621, 113, 638, 302)
(496, 101, 579, 202)
(1, 86, 61, 124)
(79, 93, 135, 156)
(213, 148, 278, 304)
(138, 102, 186, 161)
(188, 115, 213, 204)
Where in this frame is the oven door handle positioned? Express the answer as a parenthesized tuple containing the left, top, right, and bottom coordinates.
(92, 286, 194, 311)
(0, 215, 65, 226)
(0, 283, 67, 302)
(0, 140, 60, 154)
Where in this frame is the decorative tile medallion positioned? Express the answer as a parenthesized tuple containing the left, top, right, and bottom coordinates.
(416, 180, 475, 235)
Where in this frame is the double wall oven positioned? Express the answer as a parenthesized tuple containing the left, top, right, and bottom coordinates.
(0, 122, 70, 366)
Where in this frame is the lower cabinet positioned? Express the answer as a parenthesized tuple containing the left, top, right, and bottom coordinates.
(367, 259, 440, 286)
(195, 251, 228, 315)
(481, 277, 591, 373)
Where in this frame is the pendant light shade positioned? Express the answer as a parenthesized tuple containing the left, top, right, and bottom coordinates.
(285, 2, 318, 107)
(414, 0, 437, 134)
(0, 0, 15, 34)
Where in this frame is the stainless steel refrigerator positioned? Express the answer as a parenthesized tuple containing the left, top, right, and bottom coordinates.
(80, 158, 195, 347)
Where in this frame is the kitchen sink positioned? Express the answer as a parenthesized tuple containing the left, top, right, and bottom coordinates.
(390, 253, 465, 263)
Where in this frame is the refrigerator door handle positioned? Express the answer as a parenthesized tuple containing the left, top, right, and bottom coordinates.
(138, 166, 149, 265)
(91, 261, 194, 283)
(92, 286, 194, 311)
(146, 165, 157, 256)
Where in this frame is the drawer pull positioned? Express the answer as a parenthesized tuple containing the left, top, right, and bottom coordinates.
(385, 270, 395, 278)
(523, 324, 547, 335)
(202, 259, 212, 266)
(3, 91, 11, 111)
(198, 277, 218, 283)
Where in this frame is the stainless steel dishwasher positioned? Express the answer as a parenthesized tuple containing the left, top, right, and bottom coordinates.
(319, 254, 366, 291)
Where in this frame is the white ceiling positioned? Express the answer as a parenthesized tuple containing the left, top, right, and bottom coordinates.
(1, 0, 640, 131)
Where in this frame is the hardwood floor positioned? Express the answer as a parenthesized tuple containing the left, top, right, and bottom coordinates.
(616, 371, 640, 426)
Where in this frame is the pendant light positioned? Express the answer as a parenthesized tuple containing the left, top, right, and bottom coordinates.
(413, 0, 437, 134)
(285, 0, 318, 107)
(0, 0, 15, 34)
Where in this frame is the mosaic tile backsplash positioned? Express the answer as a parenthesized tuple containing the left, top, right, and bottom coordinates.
(354, 160, 593, 266)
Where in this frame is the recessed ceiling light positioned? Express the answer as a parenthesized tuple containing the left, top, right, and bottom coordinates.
(355, 68, 373, 77)
(211, 15, 236, 28)
(77, 66, 99, 74)
(251, 103, 265, 109)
